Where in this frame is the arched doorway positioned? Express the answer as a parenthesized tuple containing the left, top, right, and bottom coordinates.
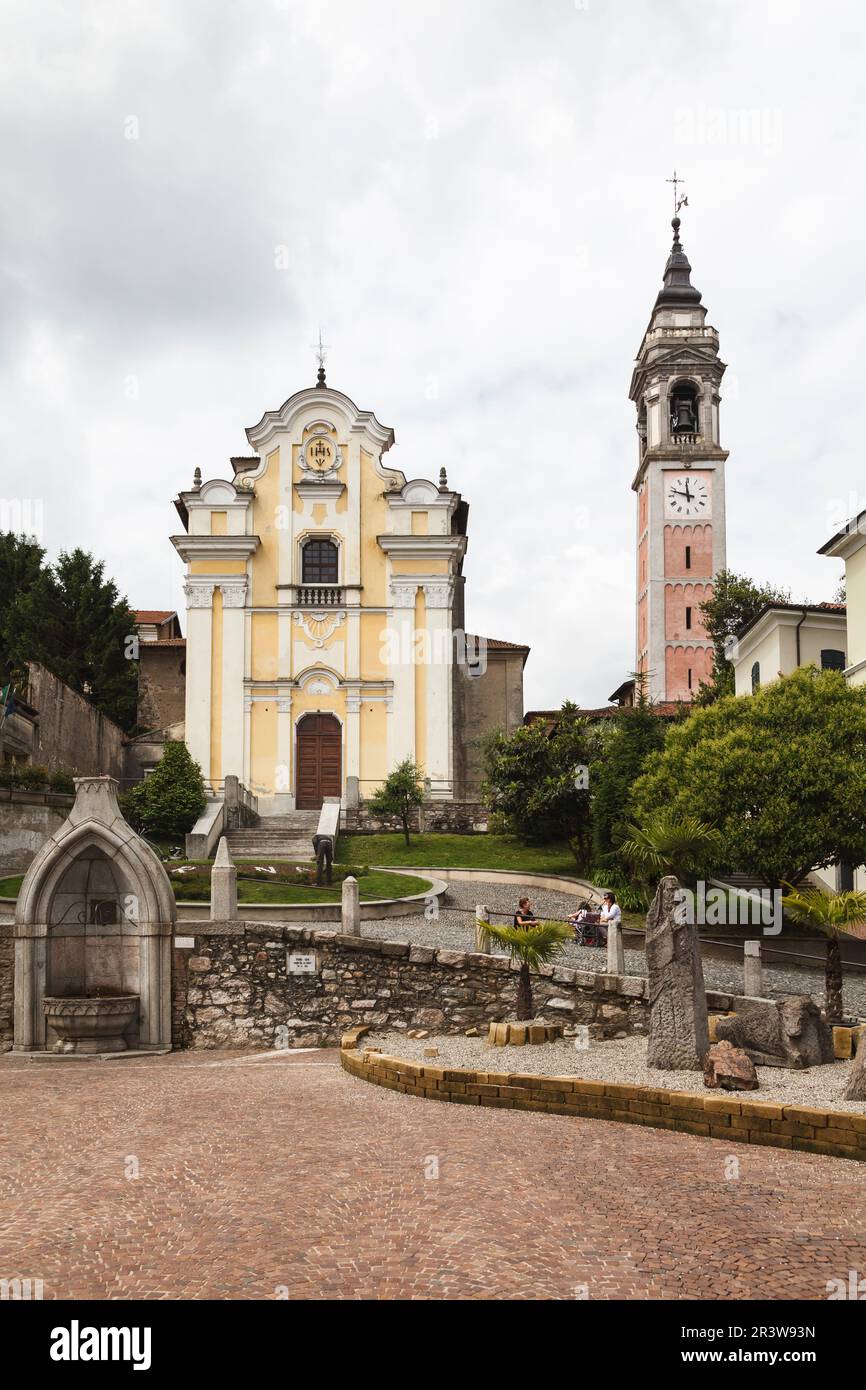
(296, 713, 342, 809)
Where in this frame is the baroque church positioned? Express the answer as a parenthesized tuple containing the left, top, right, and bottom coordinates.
(167, 362, 528, 813)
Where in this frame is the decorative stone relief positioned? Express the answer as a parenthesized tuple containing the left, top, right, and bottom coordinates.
(390, 580, 419, 608)
(423, 581, 453, 609)
(184, 580, 215, 609)
(292, 610, 345, 648)
(219, 582, 247, 608)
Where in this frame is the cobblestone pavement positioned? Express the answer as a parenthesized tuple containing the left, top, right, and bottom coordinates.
(2, 1048, 865, 1300)
(358, 880, 866, 1018)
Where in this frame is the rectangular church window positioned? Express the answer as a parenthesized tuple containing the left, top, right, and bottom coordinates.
(685, 544, 691, 570)
(685, 606, 692, 629)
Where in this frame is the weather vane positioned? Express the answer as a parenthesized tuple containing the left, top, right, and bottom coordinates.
(666, 168, 689, 216)
(312, 328, 331, 387)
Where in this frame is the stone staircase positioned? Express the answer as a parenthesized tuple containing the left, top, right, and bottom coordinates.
(224, 811, 320, 862)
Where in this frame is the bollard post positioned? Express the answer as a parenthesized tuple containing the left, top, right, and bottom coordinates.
(211, 836, 237, 921)
(475, 904, 491, 954)
(744, 939, 762, 997)
(342, 875, 360, 936)
(607, 917, 625, 976)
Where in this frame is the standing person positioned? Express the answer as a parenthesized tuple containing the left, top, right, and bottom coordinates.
(513, 897, 537, 928)
(598, 891, 621, 947)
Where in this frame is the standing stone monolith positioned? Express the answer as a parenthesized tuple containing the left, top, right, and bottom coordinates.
(606, 913, 625, 975)
(743, 939, 762, 998)
(475, 904, 491, 954)
(844, 1034, 866, 1101)
(211, 836, 237, 921)
(341, 874, 360, 936)
(645, 874, 709, 1070)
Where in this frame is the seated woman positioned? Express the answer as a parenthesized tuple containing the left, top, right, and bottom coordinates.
(513, 896, 537, 928)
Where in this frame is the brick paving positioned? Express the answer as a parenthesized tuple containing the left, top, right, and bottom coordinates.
(1, 1048, 865, 1300)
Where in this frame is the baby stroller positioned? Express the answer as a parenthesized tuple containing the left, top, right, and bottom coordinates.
(569, 899, 605, 947)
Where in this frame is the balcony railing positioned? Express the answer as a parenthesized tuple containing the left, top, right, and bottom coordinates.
(296, 584, 344, 607)
(670, 432, 702, 447)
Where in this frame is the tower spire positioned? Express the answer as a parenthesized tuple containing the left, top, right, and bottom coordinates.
(655, 173, 701, 309)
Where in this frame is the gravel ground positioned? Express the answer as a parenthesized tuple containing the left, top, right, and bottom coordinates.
(357, 879, 866, 1019)
(366, 1029, 866, 1115)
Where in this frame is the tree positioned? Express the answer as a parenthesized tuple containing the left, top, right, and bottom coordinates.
(5, 548, 139, 731)
(631, 668, 866, 889)
(780, 886, 866, 1025)
(482, 920, 573, 1020)
(591, 693, 666, 869)
(482, 702, 598, 867)
(0, 532, 46, 686)
(367, 758, 425, 846)
(621, 811, 724, 888)
(121, 742, 206, 841)
(696, 569, 791, 702)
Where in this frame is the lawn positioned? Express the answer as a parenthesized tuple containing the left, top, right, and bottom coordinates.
(335, 832, 581, 875)
(0, 867, 432, 905)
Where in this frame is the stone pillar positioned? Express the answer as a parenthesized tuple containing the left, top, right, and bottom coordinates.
(645, 874, 710, 1070)
(211, 836, 237, 921)
(184, 579, 215, 785)
(346, 693, 361, 804)
(606, 915, 625, 976)
(423, 582, 454, 799)
(341, 875, 360, 936)
(475, 903, 490, 954)
(388, 580, 417, 767)
(13, 935, 36, 1051)
(743, 939, 762, 998)
(220, 580, 247, 782)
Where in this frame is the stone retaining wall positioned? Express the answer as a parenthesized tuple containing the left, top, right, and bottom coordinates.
(341, 1046, 866, 1163)
(0, 789, 74, 874)
(0, 922, 12, 1049)
(175, 922, 651, 1050)
(345, 801, 489, 835)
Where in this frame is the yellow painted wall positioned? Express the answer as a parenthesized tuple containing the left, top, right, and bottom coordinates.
(411, 511, 428, 535)
(251, 448, 281, 606)
(250, 612, 279, 681)
(360, 448, 389, 607)
(190, 559, 247, 576)
(211, 511, 227, 535)
(360, 611, 388, 679)
(359, 701, 388, 793)
(250, 701, 278, 797)
(390, 557, 449, 576)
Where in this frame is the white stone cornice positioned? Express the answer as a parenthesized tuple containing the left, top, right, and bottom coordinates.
(245, 386, 395, 456)
(378, 534, 467, 562)
(171, 534, 259, 563)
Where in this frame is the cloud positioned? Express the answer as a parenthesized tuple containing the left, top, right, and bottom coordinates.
(0, 0, 864, 710)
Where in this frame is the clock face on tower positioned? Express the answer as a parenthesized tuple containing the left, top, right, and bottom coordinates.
(664, 473, 711, 519)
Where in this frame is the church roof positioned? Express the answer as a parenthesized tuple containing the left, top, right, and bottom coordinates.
(654, 216, 702, 309)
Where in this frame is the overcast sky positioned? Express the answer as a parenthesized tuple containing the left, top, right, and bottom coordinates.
(2, 0, 865, 711)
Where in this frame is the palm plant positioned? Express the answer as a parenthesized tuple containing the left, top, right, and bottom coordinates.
(620, 810, 724, 886)
(780, 885, 866, 1025)
(482, 920, 573, 1020)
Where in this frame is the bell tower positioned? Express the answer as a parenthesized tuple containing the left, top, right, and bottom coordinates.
(629, 200, 728, 702)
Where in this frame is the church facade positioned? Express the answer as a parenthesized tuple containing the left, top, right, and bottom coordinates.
(630, 215, 728, 702)
(170, 370, 527, 813)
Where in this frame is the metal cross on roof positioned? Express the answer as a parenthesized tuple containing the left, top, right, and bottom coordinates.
(666, 168, 689, 216)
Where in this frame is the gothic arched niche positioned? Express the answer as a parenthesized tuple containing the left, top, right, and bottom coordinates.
(13, 777, 175, 1055)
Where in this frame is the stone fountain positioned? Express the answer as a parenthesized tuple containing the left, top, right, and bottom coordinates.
(13, 777, 176, 1055)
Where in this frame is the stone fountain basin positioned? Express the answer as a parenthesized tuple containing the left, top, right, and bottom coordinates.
(43, 995, 139, 1054)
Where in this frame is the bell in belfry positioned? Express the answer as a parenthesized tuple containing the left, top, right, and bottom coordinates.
(671, 392, 698, 433)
